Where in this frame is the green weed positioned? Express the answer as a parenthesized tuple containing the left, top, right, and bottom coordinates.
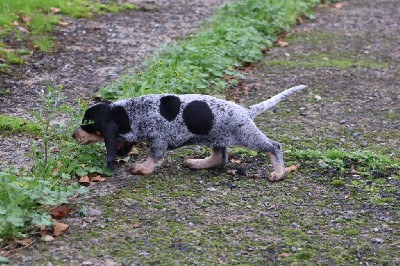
(0, 86, 113, 244)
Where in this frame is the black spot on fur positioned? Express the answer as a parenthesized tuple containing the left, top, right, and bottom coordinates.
(112, 106, 131, 134)
(160, 95, 181, 121)
(183, 101, 214, 135)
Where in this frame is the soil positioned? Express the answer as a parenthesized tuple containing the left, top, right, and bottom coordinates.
(1, 0, 399, 265)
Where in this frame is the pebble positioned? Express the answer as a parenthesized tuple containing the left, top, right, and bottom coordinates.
(87, 207, 102, 216)
(371, 238, 384, 244)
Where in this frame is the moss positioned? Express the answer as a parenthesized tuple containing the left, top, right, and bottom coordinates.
(0, 115, 40, 136)
(264, 55, 389, 69)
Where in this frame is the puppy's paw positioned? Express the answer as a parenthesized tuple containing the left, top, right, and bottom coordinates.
(268, 171, 284, 182)
(131, 163, 154, 175)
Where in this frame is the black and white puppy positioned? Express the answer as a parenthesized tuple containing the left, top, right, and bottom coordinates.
(73, 85, 306, 182)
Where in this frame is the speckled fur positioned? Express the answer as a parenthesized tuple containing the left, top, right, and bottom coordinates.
(75, 85, 306, 181)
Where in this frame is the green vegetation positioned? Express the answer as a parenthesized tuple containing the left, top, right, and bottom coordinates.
(0, 87, 112, 243)
(0, 115, 40, 135)
(98, 0, 321, 100)
(0, 0, 135, 65)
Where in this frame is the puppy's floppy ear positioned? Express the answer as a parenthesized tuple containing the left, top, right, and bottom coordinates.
(104, 106, 132, 170)
(102, 120, 119, 171)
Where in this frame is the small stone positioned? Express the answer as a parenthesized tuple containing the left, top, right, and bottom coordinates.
(291, 222, 300, 228)
(371, 238, 384, 244)
(352, 132, 361, 138)
(87, 207, 102, 216)
(291, 246, 297, 253)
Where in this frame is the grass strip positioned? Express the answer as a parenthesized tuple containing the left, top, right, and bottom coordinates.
(98, 0, 320, 100)
(0, 0, 135, 63)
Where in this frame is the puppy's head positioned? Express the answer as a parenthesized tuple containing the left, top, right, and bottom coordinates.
(73, 102, 133, 171)
(73, 103, 111, 144)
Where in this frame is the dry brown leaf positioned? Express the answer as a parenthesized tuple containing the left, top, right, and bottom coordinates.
(335, 2, 345, 8)
(279, 252, 292, 258)
(90, 175, 106, 182)
(18, 26, 29, 33)
(230, 158, 241, 164)
(14, 237, 34, 246)
(50, 205, 71, 219)
(79, 175, 90, 183)
(276, 38, 288, 48)
(58, 21, 70, 27)
(43, 235, 55, 242)
(53, 221, 69, 237)
(13, 21, 19, 26)
(18, 14, 31, 24)
(226, 169, 237, 175)
(132, 222, 142, 228)
(50, 7, 61, 13)
(285, 164, 300, 173)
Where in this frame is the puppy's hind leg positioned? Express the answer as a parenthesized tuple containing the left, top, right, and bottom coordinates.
(184, 147, 227, 169)
(237, 127, 285, 182)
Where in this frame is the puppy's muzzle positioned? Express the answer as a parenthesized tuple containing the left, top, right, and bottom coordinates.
(73, 128, 103, 145)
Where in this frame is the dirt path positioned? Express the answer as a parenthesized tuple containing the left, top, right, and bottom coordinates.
(5, 0, 400, 265)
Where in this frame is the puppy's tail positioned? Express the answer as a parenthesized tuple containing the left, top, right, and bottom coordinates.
(248, 85, 307, 119)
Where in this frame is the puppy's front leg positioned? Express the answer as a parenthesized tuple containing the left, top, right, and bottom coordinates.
(131, 140, 167, 175)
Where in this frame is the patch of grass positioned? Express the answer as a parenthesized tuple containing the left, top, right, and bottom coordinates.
(0, 0, 135, 60)
(0, 115, 40, 135)
(98, 0, 321, 100)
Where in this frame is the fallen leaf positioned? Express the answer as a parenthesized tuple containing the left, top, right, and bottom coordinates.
(132, 222, 142, 228)
(279, 252, 292, 258)
(39, 225, 49, 237)
(226, 169, 237, 175)
(58, 21, 70, 27)
(50, 7, 61, 13)
(285, 164, 300, 173)
(230, 158, 241, 164)
(276, 38, 288, 48)
(90, 175, 105, 182)
(14, 237, 34, 246)
(53, 221, 69, 237)
(335, 2, 345, 8)
(79, 175, 90, 183)
(13, 21, 19, 26)
(50, 205, 71, 219)
(18, 26, 29, 33)
(43, 235, 55, 242)
(18, 14, 31, 24)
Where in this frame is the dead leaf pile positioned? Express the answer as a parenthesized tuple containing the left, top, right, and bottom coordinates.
(79, 174, 106, 185)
